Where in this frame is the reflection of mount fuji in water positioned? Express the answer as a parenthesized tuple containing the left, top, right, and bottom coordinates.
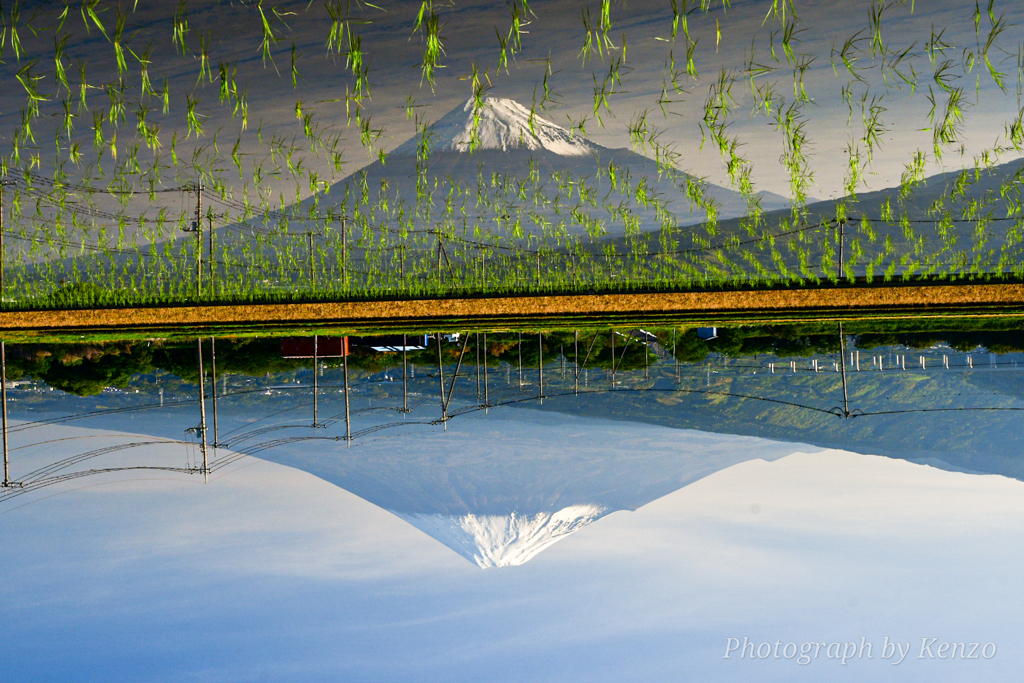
(310, 97, 790, 236)
(258, 409, 804, 568)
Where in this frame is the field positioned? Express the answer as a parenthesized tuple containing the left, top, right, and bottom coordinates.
(1, 3, 1024, 316)
(2, 279, 1024, 342)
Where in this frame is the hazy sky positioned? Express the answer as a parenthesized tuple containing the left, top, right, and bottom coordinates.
(0, 417, 1021, 681)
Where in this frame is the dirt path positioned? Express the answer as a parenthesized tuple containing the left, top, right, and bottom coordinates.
(2, 282, 1024, 338)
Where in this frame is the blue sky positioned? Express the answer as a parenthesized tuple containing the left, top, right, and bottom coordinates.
(0, 412, 1021, 682)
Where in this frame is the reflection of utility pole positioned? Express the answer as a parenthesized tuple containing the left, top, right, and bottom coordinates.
(535, 247, 541, 289)
(1, 341, 21, 488)
(838, 322, 851, 419)
(436, 236, 443, 285)
(341, 216, 348, 292)
(475, 333, 481, 403)
(195, 182, 204, 298)
(0, 178, 16, 305)
(308, 231, 316, 291)
(838, 219, 845, 280)
(210, 337, 219, 447)
(208, 212, 215, 298)
(197, 338, 209, 481)
(1, 342, 8, 486)
(182, 181, 204, 299)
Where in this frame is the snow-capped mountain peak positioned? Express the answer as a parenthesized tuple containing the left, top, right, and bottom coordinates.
(395, 504, 608, 568)
(393, 97, 595, 157)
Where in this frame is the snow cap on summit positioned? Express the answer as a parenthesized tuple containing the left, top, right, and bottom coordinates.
(393, 97, 595, 157)
(396, 505, 608, 568)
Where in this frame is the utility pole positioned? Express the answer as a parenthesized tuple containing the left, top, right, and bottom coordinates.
(838, 322, 851, 419)
(197, 338, 209, 481)
(611, 330, 615, 387)
(343, 336, 351, 444)
(210, 336, 219, 447)
(644, 335, 649, 379)
(1, 341, 21, 488)
(312, 335, 320, 427)
(673, 328, 679, 384)
(437, 334, 447, 427)
(538, 332, 544, 403)
(482, 332, 489, 410)
(517, 332, 523, 390)
(402, 334, 409, 414)
(574, 330, 579, 396)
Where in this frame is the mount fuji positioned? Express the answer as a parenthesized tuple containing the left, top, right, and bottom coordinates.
(249, 407, 802, 568)
(317, 97, 790, 236)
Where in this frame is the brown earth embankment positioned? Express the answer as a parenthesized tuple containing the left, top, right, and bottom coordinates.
(2, 282, 1024, 339)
